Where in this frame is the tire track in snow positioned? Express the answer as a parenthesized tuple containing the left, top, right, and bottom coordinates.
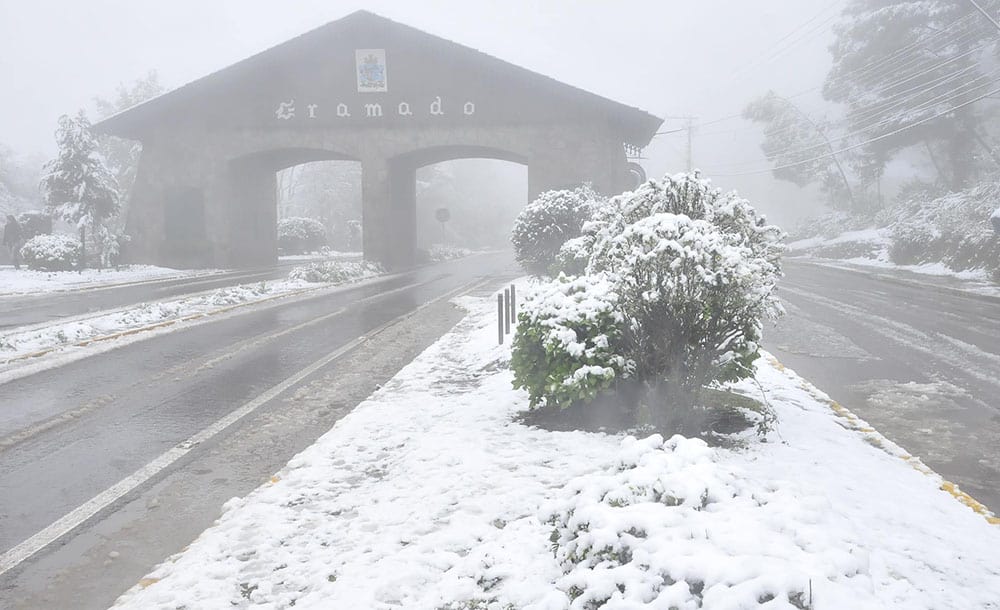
(780, 285, 1000, 404)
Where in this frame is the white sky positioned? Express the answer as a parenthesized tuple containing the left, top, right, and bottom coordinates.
(0, 0, 839, 223)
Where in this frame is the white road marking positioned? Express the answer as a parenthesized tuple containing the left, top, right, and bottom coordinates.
(0, 276, 488, 577)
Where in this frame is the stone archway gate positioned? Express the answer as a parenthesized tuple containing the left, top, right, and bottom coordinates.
(95, 11, 663, 269)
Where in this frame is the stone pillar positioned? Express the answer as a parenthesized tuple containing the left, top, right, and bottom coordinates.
(362, 156, 418, 270)
(122, 154, 163, 265)
(223, 157, 278, 268)
(361, 157, 393, 267)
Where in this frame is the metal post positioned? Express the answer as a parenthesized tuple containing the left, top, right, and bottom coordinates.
(498, 294, 504, 345)
(509, 284, 516, 323)
(503, 288, 511, 335)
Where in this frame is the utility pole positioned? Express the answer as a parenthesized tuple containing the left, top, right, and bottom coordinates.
(774, 95, 857, 210)
(685, 117, 694, 172)
(663, 115, 698, 172)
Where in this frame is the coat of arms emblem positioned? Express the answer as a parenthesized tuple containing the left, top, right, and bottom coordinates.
(356, 49, 388, 92)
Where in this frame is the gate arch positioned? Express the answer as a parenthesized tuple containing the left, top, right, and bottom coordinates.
(96, 11, 661, 268)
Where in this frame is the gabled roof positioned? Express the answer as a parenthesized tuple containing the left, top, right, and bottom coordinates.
(95, 10, 663, 147)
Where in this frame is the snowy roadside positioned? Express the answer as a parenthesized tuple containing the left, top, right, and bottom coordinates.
(112, 284, 1000, 610)
(0, 265, 223, 296)
(0, 261, 384, 379)
(788, 229, 1000, 297)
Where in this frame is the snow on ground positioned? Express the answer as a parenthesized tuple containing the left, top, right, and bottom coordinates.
(786, 227, 889, 253)
(112, 286, 1000, 610)
(834, 256, 993, 281)
(0, 262, 383, 372)
(788, 228, 1000, 292)
(278, 250, 362, 261)
(0, 265, 220, 296)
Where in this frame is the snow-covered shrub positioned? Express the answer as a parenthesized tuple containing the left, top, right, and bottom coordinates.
(599, 213, 777, 403)
(278, 217, 327, 254)
(511, 275, 630, 409)
(428, 243, 472, 262)
(584, 174, 784, 277)
(882, 181, 1000, 275)
(209, 282, 272, 306)
(287, 260, 383, 284)
(541, 434, 844, 609)
(20, 233, 81, 271)
(593, 174, 782, 412)
(513, 174, 784, 422)
(511, 185, 601, 276)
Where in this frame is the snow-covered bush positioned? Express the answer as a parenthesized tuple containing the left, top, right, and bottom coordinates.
(515, 173, 784, 422)
(209, 282, 272, 306)
(511, 274, 630, 409)
(287, 260, 383, 284)
(511, 185, 601, 275)
(882, 181, 1000, 276)
(278, 217, 327, 254)
(541, 434, 840, 609)
(584, 174, 784, 278)
(428, 243, 472, 262)
(597, 212, 779, 408)
(20, 233, 81, 271)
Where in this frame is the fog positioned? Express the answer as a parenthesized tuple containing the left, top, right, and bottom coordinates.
(4, 2, 1000, 606)
(0, 0, 836, 227)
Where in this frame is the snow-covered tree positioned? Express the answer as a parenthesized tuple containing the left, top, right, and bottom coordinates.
(824, 0, 999, 188)
(40, 111, 120, 269)
(743, 91, 862, 211)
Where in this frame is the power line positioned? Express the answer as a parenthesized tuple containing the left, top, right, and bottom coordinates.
(708, 83, 1000, 177)
(968, 0, 1000, 31)
(713, 69, 1000, 169)
(656, 30, 999, 150)
(682, 10, 986, 131)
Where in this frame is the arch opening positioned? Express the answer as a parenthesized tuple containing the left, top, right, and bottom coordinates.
(379, 145, 528, 267)
(276, 160, 363, 256)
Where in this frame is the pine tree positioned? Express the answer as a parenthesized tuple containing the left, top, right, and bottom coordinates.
(824, 0, 998, 188)
(40, 111, 119, 269)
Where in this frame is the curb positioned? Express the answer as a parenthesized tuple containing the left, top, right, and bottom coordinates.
(765, 354, 1000, 527)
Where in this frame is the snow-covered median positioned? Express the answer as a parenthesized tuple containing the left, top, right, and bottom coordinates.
(0, 265, 221, 296)
(113, 288, 1000, 610)
(0, 261, 383, 372)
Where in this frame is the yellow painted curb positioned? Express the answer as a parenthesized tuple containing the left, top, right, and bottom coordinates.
(765, 355, 999, 526)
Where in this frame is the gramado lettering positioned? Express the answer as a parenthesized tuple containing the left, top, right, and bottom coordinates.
(273, 97, 475, 120)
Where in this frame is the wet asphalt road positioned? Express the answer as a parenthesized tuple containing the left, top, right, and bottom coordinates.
(0, 258, 328, 330)
(767, 258, 1000, 513)
(0, 251, 516, 608)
